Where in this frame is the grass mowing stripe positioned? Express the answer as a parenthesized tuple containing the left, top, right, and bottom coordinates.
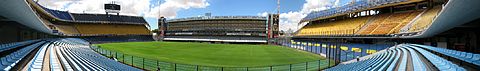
(96, 42, 326, 68)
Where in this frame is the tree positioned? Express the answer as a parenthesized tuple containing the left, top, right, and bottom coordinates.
(151, 29, 159, 32)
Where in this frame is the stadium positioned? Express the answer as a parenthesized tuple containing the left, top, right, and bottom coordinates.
(158, 15, 279, 43)
(0, 0, 479, 71)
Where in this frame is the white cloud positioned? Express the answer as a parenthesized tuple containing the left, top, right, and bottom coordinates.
(279, 12, 305, 31)
(144, 0, 210, 18)
(276, 0, 337, 31)
(257, 12, 269, 17)
(37, 0, 209, 18)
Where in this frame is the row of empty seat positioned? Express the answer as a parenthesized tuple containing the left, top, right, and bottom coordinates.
(70, 14, 147, 24)
(325, 44, 466, 71)
(28, 0, 151, 36)
(303, 0, 423, 21)
(412, 44, 480, 66)
(297, 16, 372, 36)
(27, 41, 50, 71)
(28, 0, 74, 20)
(357, 10, 423, 35)
(30, 0, 146, 24)
(25, 38, 141, 71)
(74, 24, 151, 35)
(408, 6, 442, 32)
(82, 35, 154, 44)
(0, 40, 39, 52)
(1, 41, 45, 71)
(296, 7, 440, 36)
(41, 8, 73, 20)
(54, 24, 80, 35)
(297, 6, 444, 36)
(281, 40, 392, 62)
(52, 24, 151, 36)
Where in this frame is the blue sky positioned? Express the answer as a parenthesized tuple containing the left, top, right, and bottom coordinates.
(176, 0, 304, 17)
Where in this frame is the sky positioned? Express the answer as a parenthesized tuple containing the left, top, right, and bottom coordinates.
(37, 0, 351, 31)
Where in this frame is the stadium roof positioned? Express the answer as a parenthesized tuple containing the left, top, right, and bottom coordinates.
(70, 13, 147, 24)
(301, 0, 424, 22)
(32, 1, 147, 24)
(167, 16, 267, 22)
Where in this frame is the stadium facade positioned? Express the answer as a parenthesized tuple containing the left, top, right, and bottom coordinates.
(0, 0, 154, 70)
(275, 0, 480, 70)
(159, 15, 279, 43)
(295, 0, 480, 38)
(0, 0, 153, 43)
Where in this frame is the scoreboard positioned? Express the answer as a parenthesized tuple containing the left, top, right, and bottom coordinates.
(105, 4, 120, 14)
(104, 4, 120, 10)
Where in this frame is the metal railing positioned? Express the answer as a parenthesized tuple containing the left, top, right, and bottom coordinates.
(91, 46, 334, 71)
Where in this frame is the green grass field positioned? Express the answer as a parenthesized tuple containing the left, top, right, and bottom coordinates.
(95, 42, 326, 67)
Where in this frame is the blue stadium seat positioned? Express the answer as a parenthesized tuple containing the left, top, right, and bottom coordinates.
(403, 46, 427, 71)
(466, 54, 479, 64)
(0, 40, 38, 53)
(27, 42, 50, 71)
(1, 41, 44, 71)
(385, 48, 400, 70)
(31, 38, 142, 71)
(407, 44, 466, 71)
(411, 44, 480, 66)
(369, 49, 397, 70)
(396, 47, 408, 71)
(325, 44, 467, 71)
(32, 1, 74, 20)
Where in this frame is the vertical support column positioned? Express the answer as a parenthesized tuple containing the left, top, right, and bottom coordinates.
(305, 62, 308, 71)
(132, 56, 134, 66)
(289, 64, 292, 71)
(332, 42, 336, 65)
(318, 60, 321, 69)
(157, 60, 160, 71)
(390, 7, 394, 13)
(110, 51, 112, 58)
(143, 58, 145, 69)
(314, 43, 318, 54)
(327, 43, 330, 67)
(367, 10, 370, 16)
(336, 42, 341, 64)
(270, 66, 272, 71)
(320, 43, 323, 54)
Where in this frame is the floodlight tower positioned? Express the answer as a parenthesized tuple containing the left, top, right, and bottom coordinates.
(268, 0, 280, 40)
(157, 0, 166, 41)
(277, 0, 280, 14)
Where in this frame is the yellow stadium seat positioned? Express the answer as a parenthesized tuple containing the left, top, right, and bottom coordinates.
(408, 6, 442, 32)
(340, 46, 349, 51)
(351, 48, 361, 52)
(366, 49, 377, 54)
(74, 24, 151, 35)
(297, 16, 372, 36)
(55, 24, 80, 35)
(358, 10, 423, 35)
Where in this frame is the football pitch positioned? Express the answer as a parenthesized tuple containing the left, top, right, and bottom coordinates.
(95, 42, 328, 68)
